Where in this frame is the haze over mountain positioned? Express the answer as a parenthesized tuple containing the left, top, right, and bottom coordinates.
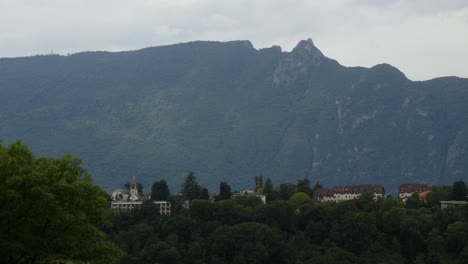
(1, 39, 467, 193)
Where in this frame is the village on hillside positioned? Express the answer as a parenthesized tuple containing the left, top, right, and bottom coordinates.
(110, 177, 468, 216)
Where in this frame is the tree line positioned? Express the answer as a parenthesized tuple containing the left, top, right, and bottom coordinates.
(1, 141, 467, 264)
(117, 172, 468, 264)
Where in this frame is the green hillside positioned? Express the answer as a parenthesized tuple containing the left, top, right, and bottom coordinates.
(1, 39, 467, 192)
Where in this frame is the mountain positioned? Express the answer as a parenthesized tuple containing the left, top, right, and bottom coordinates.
(1, 39, 467, 193)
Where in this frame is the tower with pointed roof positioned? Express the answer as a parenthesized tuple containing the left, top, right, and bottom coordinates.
(130, 176, 138, 196)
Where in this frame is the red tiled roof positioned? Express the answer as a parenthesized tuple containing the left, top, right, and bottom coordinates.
(399, 184, 430, 193)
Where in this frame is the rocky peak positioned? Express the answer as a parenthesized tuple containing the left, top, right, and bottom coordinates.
(292, 38, 324, 58)
(273, 38, 327, 86)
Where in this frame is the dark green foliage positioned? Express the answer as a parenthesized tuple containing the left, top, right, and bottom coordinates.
(200, 187, 209, 200)
(288, 192, 313, 209)
(256, 201, 297, 233)
(106, 179, 468, 264)
(426, 185, 452, 207)
(297, 178, 313, 196)
(232, 195, 263, 207)
(181, 171, 207, 200)
(452, 180, 467, 200)
(312, 181, 323, 192)
(0, 141, 122, 264)
(405, 192, 423, 209)
(218, 181, 232, 201)
(214, 199, 251, 225)
(189, 200, 216, 222)
(425, 229, 444, 264)
(279, 183, 297, 200)
(400, 218, 425, 260)
(263, 178, 276, 201)
(151, 179, 170, 200)
(209, 222, 289, 263)
(254, 175, 264, 192)
(444, 221, 468, 254)
(382, 207, 406, 234)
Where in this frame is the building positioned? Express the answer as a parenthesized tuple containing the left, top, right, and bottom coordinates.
(399, 184, 431, 201)
(111, 176, 144, 211)
(231, 190, 266, 203)
(314, 184, 385, 202)
(111, 176, 171, 215)
(440, 200, 468, 209)
(153, 201, 172, 216)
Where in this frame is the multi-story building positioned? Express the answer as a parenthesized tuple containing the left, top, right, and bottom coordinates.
(231, 190, 267, 204)
(398, 184, 431, 201)
(111, 176, 171, 215)
(314, 184, 385, 202)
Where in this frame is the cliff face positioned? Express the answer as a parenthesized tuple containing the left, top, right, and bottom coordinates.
(1, 40, 467, 192)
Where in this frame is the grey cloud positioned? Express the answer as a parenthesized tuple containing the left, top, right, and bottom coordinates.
(0, 0, 467, 80)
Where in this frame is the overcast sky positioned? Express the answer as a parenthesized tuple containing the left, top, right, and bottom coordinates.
(1, 0, 467, 80)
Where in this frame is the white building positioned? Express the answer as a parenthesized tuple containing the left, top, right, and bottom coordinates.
(399, 184, 431, 201)
(440, 200, 468, 209)
(111, 176, 171, 215)
(231, 190, 267, 203)
(153, 201, 172, 216)
(314, 184, 385, 202)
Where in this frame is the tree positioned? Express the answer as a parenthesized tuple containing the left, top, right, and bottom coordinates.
(452, 180, 467, 201)
(0, 141, 122, 264)
(151, 179, 170, 201)
(323, 246, 359, 264)
(445, 221, 468, 254)
(232, 196, 263, 207)
(405, 192, 423, 209)
(426, 185, 451, 207)
(312, 181, 323, 192)
(297, 178, 313, 196)
(288, 192, 313, 209)
(256, 201, 296, 233)
(190, 200, 216, 222)
(279, 183, 296, 200)
(382, 207, 406, 234)
(254, 175, 264, 193)
(209, 222, 282, 263)
(218, 181, 232, 201)
(180, 171, 208, 201)
(181, 171, 201, 201)
(357, 191, 376, 211)
(400, 218, 425, 261)
(263, 178, 275, 201)
(425, 229, 444, 264)
(199, 187, 209, 200)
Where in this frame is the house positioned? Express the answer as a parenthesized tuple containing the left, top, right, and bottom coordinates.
(111, 189, 130, 201)
(314, 184, 385, 202)
(111, 176, 171, 215)
(399, 184, 431, 201)
(231, 190, 267, 203)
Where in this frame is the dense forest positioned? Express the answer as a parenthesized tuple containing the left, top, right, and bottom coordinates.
(1, 141, 467, 264)
(111, 180, 468, 264)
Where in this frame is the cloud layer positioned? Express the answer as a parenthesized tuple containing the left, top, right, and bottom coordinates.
(1, 0, 467, 80)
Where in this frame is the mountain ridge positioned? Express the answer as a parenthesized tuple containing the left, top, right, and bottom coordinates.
(1, 39, 467, 193)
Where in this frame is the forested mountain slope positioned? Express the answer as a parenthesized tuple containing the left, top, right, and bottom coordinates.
(1, 39, 467, 192)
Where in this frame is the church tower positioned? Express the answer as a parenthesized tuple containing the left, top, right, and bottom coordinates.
(130, 176, 138, 196)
